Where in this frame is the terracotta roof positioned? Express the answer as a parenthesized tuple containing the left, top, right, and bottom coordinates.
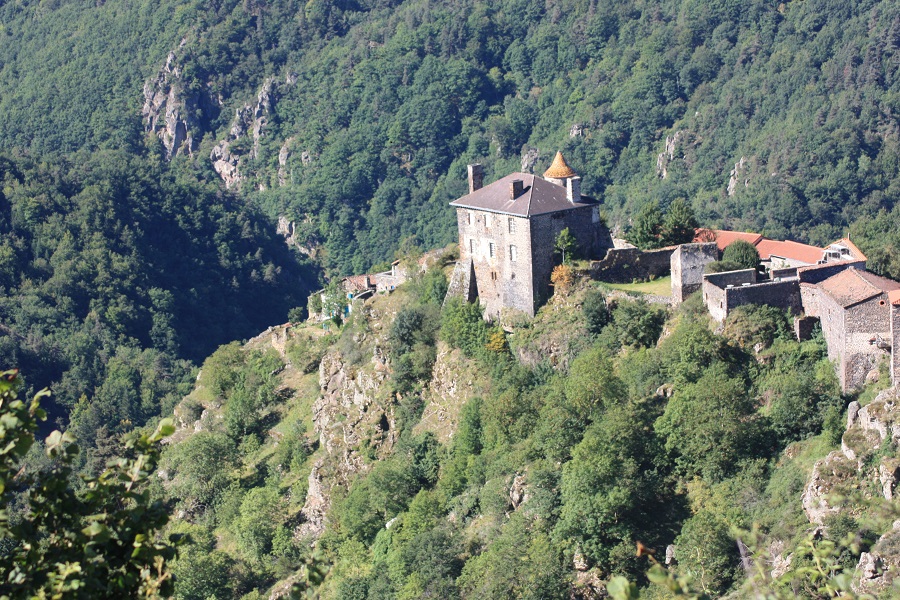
(755, 239, 824, 264)
(693, 228, 765, 252)
(890, 290, 900, 306)
(450, 172, 596, 217)
(543, 151, 577, 179)
(818, 268, 900, 308)
(342, 274, 374, 292)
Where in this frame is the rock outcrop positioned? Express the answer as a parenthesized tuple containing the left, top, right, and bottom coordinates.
(211, 77, 283, 188)
(727, 156, 749, 196)
(296, 323, 396, 541)
(143, 51, 200, 160)
(800, 387, 900, 592)
(656, 131, 682, 179)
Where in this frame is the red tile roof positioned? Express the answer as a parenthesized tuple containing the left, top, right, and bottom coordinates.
(890, 290, 900, 306)
(693, 228, 764, 251)
(755, 239, 824, 264)
(693, 229, 826, 265)
(819, 268, 900, 308)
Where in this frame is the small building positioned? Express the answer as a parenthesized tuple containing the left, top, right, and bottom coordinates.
(670, 242, 719, 303)
(800, 267, 900, 391)
(447, 152, 612, 318)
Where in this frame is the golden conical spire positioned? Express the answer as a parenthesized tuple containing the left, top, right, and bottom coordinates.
(543, 151, 577, 179)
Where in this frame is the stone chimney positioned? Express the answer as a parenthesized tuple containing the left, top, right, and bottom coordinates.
(468, 164, 483, 194)
(566, 176, 581, 203)
(510, 179, 524, 200)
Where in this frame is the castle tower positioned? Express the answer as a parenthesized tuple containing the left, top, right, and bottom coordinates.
(446, 152, 612, 318)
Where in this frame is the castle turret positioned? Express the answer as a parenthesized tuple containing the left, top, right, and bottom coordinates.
(543, 151, 581, 202)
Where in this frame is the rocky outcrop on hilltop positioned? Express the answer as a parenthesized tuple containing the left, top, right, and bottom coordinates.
(211, 77, 287, 189)
(143, 51, 200, 160)
(799, 386, 900, 592)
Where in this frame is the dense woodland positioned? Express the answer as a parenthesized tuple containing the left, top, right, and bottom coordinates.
(3, 0, 900, 597)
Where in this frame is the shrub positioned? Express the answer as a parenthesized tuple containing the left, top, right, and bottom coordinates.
(722, 240, 760, 270)
(550, 264, 574, 293)
(440, 298, 488, 356)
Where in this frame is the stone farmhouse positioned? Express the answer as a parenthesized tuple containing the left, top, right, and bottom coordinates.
(682, 230, 900, 392)
(446, 152, 612, 318)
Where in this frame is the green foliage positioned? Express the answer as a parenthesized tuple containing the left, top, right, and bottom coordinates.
(721, 240, 760, 270)
(661, 199, 698, 246)
(555, 399, 665, 574)
(704, 260, 743, 273)
(674, 511, 740, 595)
(628, 202, 664, 250)
(655, 365, 767, 482)
(440, 298, 488, 357)
(0, 369, 182, 598)
(554, 228, 577, 265)
(582, 288, 610, 335)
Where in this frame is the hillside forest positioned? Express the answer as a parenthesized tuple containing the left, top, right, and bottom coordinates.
(3, 0, 900, 597)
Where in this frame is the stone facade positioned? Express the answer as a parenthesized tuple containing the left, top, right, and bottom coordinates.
(671, 242, 719, 302)
(589, 246, 674, 284)
(448, 154, 612, 318)
(893, 303, 900, 387)
(702, 269, 802, 323)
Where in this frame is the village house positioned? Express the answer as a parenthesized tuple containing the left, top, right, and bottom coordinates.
(800, 267, 900, 391)
(446, 152, 612, 318)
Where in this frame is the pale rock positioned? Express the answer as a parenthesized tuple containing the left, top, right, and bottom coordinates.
(142, 52, 199, 160)
(520, 147, 539, 173)
(569, 123, 583, 137)
(509, 472, 528, 509)
(573, 549, 589, 571)
(848, 400, 861, 428)
(656, 131, 682, 179)
(665, 544, 676, 566)
(727, 156, 749, 196)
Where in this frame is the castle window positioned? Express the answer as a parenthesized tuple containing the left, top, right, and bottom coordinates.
(467, 211, 472, 225)
(508, 218, 516, 234)
(469, 239, 475, 255)
(489, 242, 496, 258)
(509, 245, 517, 262)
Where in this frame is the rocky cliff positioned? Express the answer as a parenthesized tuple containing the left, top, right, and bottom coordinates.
(801, 386, 900, 594)
(142, 50, 199, 160)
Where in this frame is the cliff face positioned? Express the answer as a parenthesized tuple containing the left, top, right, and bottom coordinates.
(801, 386, 900, 594)
(142, 51, 199, 160)
(296, 345, 396, 540)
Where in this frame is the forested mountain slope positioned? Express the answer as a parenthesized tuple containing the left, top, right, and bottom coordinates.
(154, 264, 900, 599)
(4, 0, 900, 277)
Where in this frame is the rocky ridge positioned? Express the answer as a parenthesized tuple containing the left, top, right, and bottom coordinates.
(142, 49, 199, 160)
(800, 386, 900, 594)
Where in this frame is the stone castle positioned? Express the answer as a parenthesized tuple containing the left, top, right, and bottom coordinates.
(446, 152, 612, 318)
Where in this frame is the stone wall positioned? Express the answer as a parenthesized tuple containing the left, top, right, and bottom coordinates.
(444, 259, 477, 305)
(671, 242, 718, 302)
(589, 246, 675, 284)
(457, 207, 535, 318)
(893, 304, 900, 387)
(845, 295, 891, 390)
(703, 270, 801, 323)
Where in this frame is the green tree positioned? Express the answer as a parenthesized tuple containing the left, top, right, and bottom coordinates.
(655, 365, 767, 482)
(555, 228, 577, 265)
(628, 202, 664, 250)
(721, 240, 760, 270)
(0, 370, 182, 598)
(661, 199, 698, 246)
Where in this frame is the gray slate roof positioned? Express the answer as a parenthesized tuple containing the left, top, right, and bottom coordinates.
(450, 173, 596, 217)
